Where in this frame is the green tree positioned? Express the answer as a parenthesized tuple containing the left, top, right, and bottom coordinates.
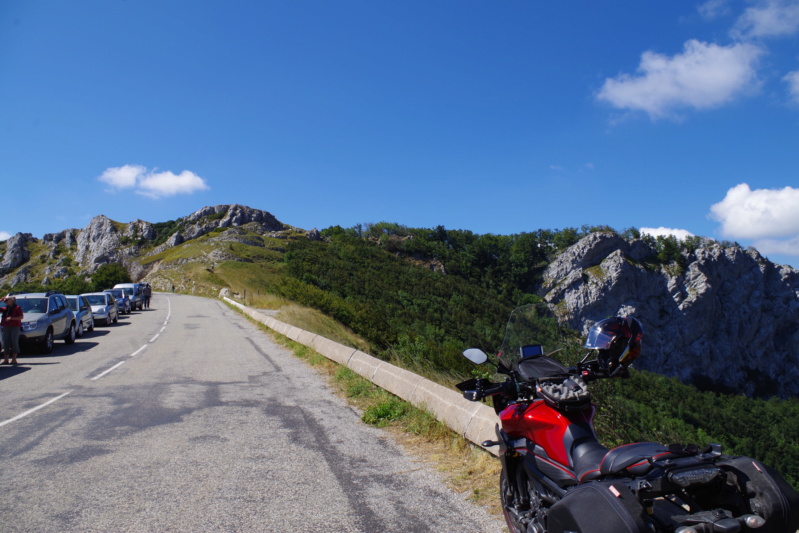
(49, 276, 94, 295)
(91, 263, 131, 291)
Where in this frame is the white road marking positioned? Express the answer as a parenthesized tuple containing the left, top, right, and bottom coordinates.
(91, 361, 125, 380)
(2, 297, 173, 426)
(94, 296, 170, 379)
(131, 345, 147, 357)
(0, 391, 73, 427)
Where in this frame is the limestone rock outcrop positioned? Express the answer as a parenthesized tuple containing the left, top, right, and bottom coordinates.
(541, 233, 799, 397)
(0, 233, 36, 275)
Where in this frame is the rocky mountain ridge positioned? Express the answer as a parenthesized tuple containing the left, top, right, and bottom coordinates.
(0, 204, 292, 286)
(1, 205, 798, 397)
(542, 232, 799, 397)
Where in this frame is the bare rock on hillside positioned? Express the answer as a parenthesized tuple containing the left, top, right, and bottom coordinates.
(43, 229, 78, 249)
(74, 215, 122, 269)
(0, 233, 36, 276)
(210, 228, 265, 247)
(181, 205, 285, 241)
(123, 219, 156, 241)
(542, 233, 799, 398)
(8, 265, 31, 286)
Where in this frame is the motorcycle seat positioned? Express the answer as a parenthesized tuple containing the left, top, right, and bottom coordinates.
(600, 442, 671, 476)
(573, 440, 610, 482)
(576, 442, 675, 482)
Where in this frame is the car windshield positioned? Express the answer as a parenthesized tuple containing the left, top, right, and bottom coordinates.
(123, 288, 134, 296)
(16, 298, 47, 314)
(66, 297, 79, 311)
(85, 295, 107, 305)
(107, 290, 124, 298)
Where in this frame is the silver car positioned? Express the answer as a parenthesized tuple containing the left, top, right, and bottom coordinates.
(82, 292, 119, 326)
(66, 294, 94, 337)
(13, 291, 77, 354)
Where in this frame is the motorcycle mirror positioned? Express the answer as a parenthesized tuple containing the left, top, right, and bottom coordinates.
(462, 348, 488, 365)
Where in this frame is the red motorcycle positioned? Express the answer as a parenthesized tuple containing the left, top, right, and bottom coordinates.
(457, 304, 799, 533)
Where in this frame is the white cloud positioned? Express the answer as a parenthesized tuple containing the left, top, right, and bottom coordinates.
(549, 165, 564, 171)
(98, 165, 209, 199)
(98, 164, 145, 189)
(784, 70, 799, 103)
(137, 170, 210, 199)
(731, 0, 799, 39)
(597, 40, 764, 119)
(0, 231, 11, 241)
(709, 183, 799, 239)
(752, 235, 799, 256)
(640, 227, 696, 240)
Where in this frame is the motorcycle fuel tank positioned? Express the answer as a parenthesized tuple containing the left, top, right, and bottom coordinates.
(499, 399, 597, 468)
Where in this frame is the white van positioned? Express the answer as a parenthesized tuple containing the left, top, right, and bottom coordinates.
(113, 283, 146, 311)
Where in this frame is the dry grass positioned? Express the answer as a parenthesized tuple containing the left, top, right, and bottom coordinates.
(274, 305, 371, 352)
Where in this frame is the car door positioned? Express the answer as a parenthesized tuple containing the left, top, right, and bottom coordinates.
(49, 295, 68, 336)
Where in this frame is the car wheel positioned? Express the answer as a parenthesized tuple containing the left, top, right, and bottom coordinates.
(88, 319, 94, 332)
(112, 311, 118, 324)
(65, 322, 76, 345)
(76, 321, 84, 338)
(40, 329, 54, 354)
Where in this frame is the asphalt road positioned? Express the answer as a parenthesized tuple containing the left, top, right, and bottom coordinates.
(0, 293, 505, 533)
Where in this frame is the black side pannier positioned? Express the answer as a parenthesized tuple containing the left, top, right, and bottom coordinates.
(716, 456, 799, 533)
(546, 480, 650, 533)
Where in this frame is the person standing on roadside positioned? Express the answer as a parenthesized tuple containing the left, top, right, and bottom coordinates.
(2, 295, 24, 365)
(143, 284, 151, 309)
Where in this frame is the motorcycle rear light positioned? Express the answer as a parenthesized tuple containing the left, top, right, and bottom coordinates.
(668, 466, 721, 487)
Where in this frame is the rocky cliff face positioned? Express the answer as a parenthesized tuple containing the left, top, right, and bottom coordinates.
(74, 215, 123, 267)
(0, 233, 35, 276)
(541, 233, 799, 398)
(0, 204, 288, 287)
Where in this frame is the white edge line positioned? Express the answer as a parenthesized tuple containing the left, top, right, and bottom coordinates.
(150, 334, 160, 343)
(0, 390, 73, 428)
(91, 361, 125, 381)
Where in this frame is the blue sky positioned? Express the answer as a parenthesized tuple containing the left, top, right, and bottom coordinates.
(2, 0, 799, 268)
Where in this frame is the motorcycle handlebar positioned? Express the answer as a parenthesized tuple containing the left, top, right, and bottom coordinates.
(462, 380, 518, 402)
(460, 363, 628, 402)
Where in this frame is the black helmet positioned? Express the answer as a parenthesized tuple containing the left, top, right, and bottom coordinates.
(584, 316, 643, 370)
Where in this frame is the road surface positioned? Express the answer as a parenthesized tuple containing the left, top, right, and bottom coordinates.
(0, 293, 505, 532)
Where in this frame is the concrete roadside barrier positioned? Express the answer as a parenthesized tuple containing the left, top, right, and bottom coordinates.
(223, 297, 499, 456)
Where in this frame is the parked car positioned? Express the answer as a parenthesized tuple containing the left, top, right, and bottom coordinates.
(12, 291, 76, 353)
(104, 288, 131, 314)
(66, 294, 94, 337)
(113, 283, 146, 311)
(82, 292, 119, 326)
